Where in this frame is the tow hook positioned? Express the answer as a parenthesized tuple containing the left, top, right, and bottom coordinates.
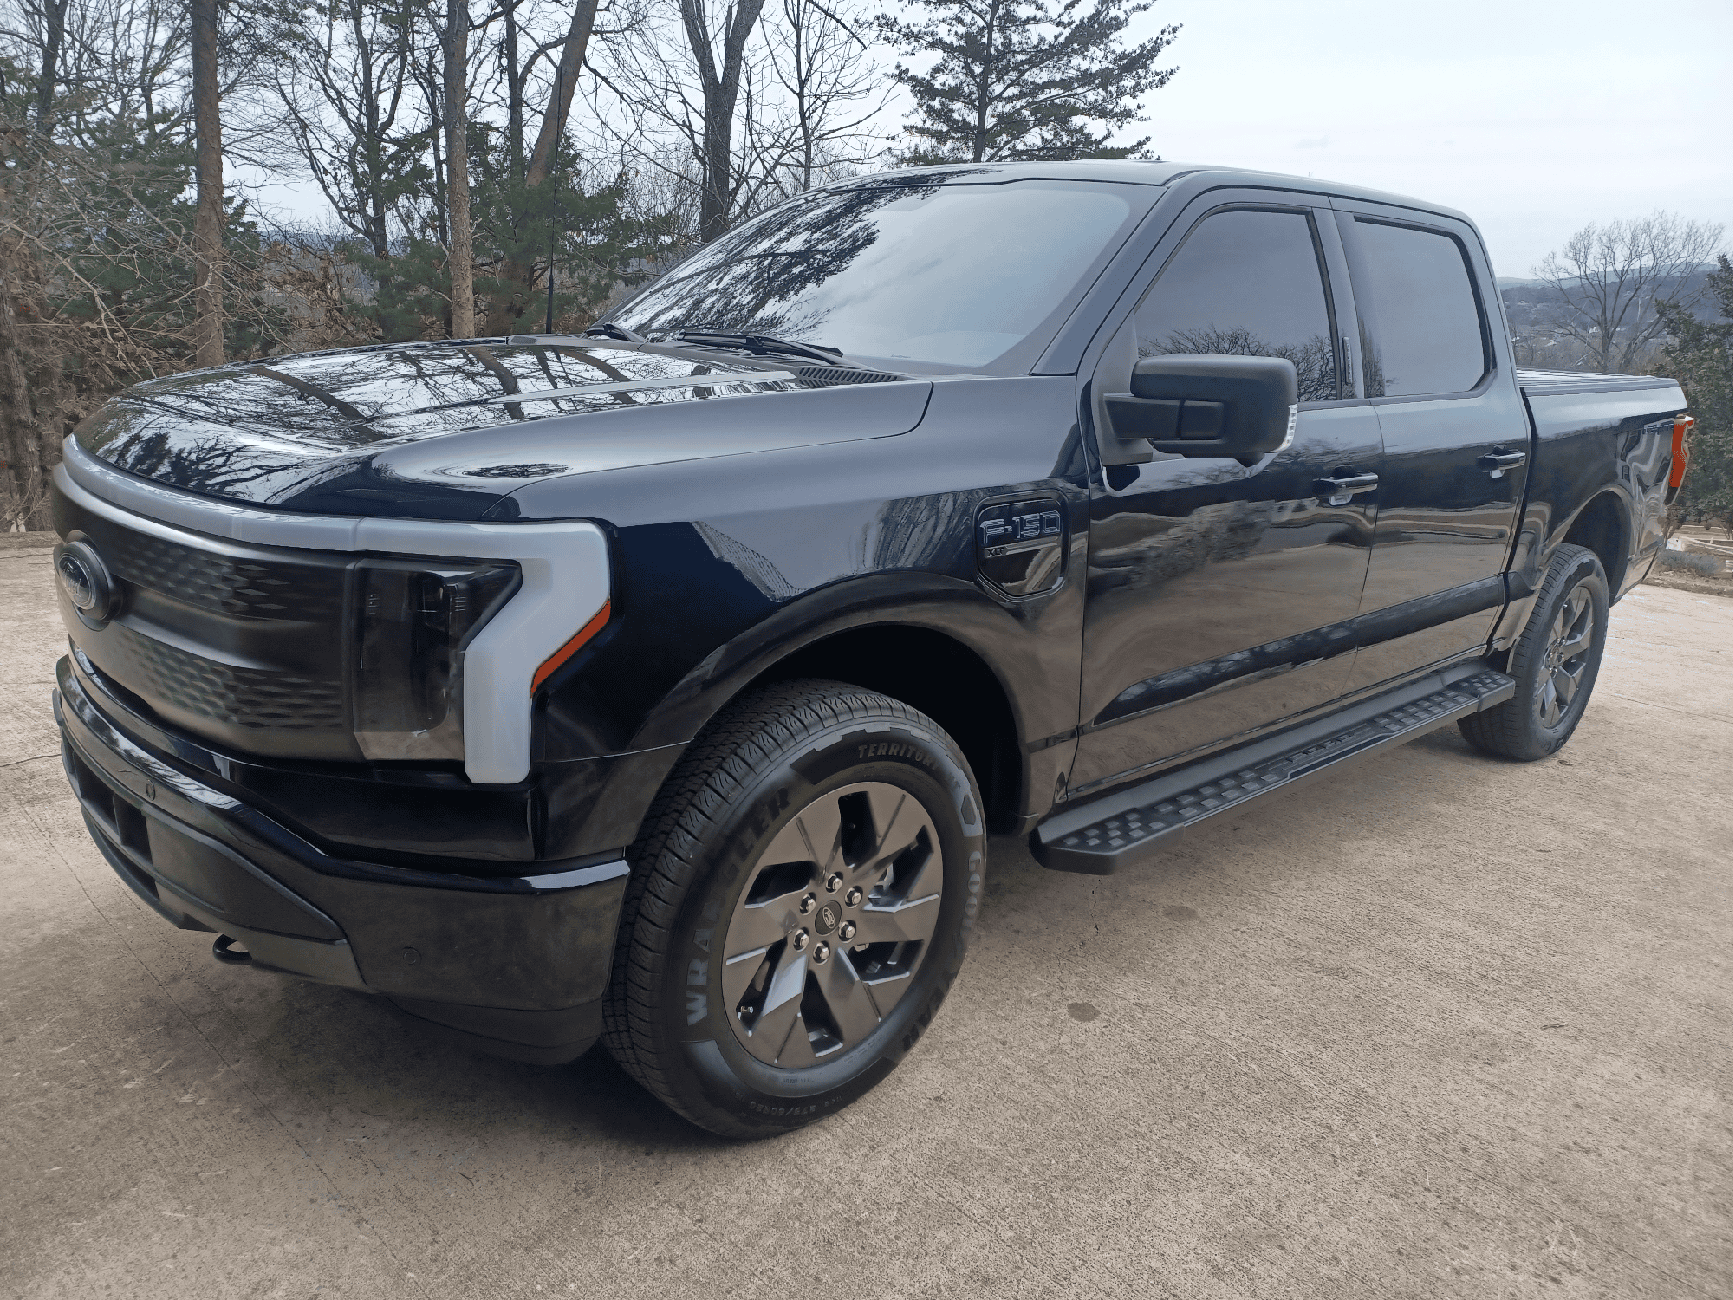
(212, 934, 252, 965)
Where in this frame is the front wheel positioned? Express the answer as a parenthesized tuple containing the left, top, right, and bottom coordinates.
(1460, 543, 1609, 760)
(601, 679, 985, 1138)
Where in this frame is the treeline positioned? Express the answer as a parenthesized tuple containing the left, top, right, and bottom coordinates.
(0, 0, 1179, 529)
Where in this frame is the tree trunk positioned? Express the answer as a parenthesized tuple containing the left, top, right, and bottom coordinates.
(190, 0, 224, 368)
(445, 0, 475, 338)
(485, 0, 601, 334)
(523, 0, 599, 190)
(504, 0, 523, 183)
(681, 0, 768, 244)
(32, 0, 68, 137)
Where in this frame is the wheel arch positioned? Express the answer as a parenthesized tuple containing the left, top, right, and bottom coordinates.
(621, 574, 1060, 838)
(1556, 489, 1633, 595)
(747, 623, 1024, 834)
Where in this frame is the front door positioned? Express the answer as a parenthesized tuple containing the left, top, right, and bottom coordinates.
(1070, 201, 1383, 798)
(1333, 207, 1531, 693)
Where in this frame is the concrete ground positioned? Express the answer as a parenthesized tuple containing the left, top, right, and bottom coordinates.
(2, 540, 1728, 1300)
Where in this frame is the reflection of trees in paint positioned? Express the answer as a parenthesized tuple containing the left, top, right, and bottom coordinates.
(614, 173, 969, 342)
(1140, 325, 1338, 403)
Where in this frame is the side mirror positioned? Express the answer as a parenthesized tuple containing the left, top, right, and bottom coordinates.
(1103, 354, 1298, 466)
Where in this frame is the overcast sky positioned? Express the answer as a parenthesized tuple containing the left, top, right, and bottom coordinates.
(1135, 0, 1733, 279)
(239, 0, 1731, 281)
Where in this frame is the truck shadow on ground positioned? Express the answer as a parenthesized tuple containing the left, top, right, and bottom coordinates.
(224, 718, 1509, 1150)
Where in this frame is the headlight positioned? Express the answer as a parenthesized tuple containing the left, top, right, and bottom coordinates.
(352, 559, 522, 761)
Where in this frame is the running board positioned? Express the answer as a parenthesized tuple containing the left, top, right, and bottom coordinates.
(1034, 665, 1515, 875)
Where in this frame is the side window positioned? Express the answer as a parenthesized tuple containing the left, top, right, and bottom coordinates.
(1348, 219, 1489, 397)
(1135, 209, 1338, 402)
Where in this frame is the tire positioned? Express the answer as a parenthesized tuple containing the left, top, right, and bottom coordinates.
(601, 678, 986, 1138)
(1459, 543, 1609, 760)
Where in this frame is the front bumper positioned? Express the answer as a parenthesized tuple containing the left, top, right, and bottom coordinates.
(54, 657, 629, 1064)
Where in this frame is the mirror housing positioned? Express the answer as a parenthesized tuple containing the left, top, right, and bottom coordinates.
(1104, 354, 1299, 466)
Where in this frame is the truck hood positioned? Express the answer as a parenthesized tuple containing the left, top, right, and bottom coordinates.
(72, 337, 932, 520)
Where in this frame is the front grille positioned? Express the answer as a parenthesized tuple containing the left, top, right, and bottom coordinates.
(105, 530, 345, 621)
(107, 624, 347, 730)
(53, 480, 362, 761)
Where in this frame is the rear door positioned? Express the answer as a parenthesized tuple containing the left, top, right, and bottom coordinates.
(1333, 205, 1531, 693)
(1070, 196, 1382, 796)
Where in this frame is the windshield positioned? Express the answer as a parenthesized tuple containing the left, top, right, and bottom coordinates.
(609, 177, 1145, 369)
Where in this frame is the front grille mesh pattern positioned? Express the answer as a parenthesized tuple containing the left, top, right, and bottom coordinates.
(101, 530, 345, 621)
(108, 623, 345, 730)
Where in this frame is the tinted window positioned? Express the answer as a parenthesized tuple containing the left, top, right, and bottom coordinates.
(1349, 220, 1488, 397)
(1135, 209, 1338, 402)
(611, 178, 1140, 368)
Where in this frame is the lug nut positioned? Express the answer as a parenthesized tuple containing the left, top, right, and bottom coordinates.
(813, 941, 830, 964)
(799, 893, 817, 914)
(825, 873, 843, 893)
(839, 920, 856, 941)
(845, 886, 863, 906)
(792, 929, 810, 951)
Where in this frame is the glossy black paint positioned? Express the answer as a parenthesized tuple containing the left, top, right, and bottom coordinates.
(56, 660, 626, 1058)
(51, 160, 1688, 1045)
(1334, 201, 1531, 694)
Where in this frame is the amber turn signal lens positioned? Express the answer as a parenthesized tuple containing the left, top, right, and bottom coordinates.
(531, 601, 611, 692)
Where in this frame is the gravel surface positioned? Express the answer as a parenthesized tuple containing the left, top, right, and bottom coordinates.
(2, 544, 1729, 1299)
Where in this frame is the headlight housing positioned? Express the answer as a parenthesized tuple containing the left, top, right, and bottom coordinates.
(352, 559, 522, 761)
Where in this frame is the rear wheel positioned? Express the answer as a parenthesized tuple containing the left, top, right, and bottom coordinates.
(1460, 543, 1609, 760)
(601, 679, 985, 1138)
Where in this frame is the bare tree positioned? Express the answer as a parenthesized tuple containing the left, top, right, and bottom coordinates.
(190, 0, 223, 366)
(272, 0, 420, 259)
(444, 0, 475, 336)
(685, 0, 766, 241)
(29, 0, 69, 134)
(524, 0, 599, 190)
(1536, 213, 1726, 374)
(763, 0, 886, 196)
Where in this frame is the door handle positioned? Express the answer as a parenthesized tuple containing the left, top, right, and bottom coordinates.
(1478, 450, 1527, 478)
(1314, 472, 1379, 506)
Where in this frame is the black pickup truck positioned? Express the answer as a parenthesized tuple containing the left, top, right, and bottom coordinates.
(49, 161, 1691, 1136)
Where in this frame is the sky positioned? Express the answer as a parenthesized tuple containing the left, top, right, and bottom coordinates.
(1131, 0, 1733, 279)
(238, 0, 1733, 282)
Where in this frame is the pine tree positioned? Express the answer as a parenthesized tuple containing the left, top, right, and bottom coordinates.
(877, 0, 1178, 164)
(1658, 256, 1733, 530)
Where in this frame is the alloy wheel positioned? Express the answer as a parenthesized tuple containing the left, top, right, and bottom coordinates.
(722, 781, 944, 1068)
(1538, 585, 1594, 727)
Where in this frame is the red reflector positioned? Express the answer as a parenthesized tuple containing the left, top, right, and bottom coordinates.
(532, 601, 610, 693)
(1670, 415, 1695, 490)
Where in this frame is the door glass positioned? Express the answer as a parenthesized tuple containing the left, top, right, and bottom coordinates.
(1135, 209, 1338, 401)
(1349, 220, 1489, 397)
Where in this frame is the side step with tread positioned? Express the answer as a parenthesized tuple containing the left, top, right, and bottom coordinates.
(1034, 666, 1515, 874)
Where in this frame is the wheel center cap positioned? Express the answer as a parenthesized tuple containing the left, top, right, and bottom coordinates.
(814, 901, 842, 936)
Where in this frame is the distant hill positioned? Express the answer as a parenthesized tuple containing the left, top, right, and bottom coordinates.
(1497, 266, 1725, 372)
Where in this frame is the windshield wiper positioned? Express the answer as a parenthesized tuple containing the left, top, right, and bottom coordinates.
(583, 321, 646, 343)
(673, 330, 843, 366)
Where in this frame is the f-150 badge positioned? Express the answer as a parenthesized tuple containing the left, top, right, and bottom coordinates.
(976, 499, 1066, 598)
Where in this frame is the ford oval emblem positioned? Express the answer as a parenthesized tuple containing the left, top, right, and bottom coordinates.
(53, 539, 116, 623)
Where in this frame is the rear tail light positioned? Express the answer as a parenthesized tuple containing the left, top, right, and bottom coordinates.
(1670, 415, 1695, 491)
(352, 559, 521, 761)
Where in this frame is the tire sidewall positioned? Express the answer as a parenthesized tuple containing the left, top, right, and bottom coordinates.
(653, 711, 985, 1134)
(1513, 548, 1610, 755)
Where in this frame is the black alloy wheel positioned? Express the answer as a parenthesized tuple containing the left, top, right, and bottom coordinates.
(601, 679, 984, 1138)
(1460, 543, 1610, 760)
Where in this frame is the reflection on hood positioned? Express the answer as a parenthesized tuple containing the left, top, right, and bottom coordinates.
(72, 337, 918, 517)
